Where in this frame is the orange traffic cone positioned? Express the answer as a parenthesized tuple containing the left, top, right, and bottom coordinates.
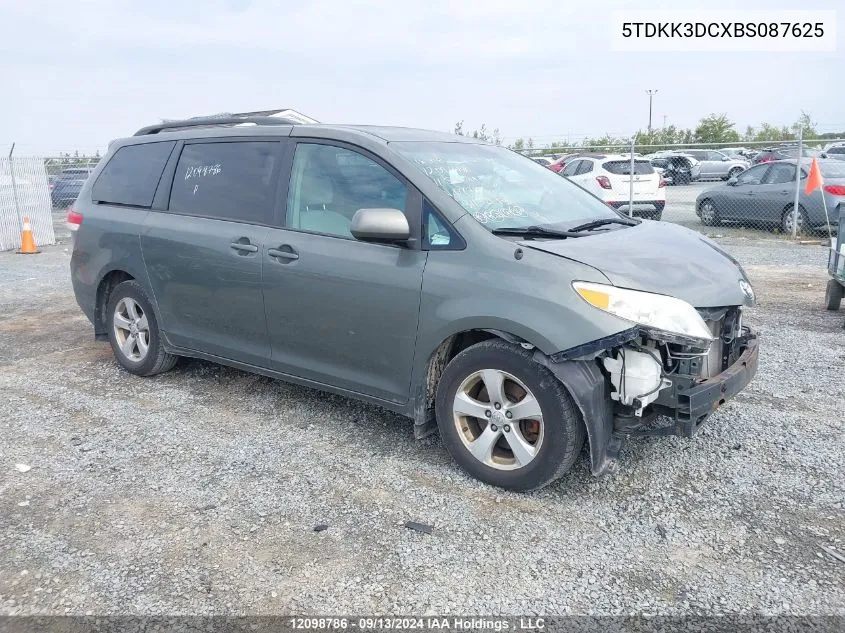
(16, 216, 40, 254)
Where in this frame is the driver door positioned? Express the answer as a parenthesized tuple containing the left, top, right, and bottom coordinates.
(722, 164, 770, 221)
(261, 141, 427, 404)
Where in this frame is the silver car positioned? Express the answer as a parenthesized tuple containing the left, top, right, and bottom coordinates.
(696, 159, 845, 232)
(683, 149, 749, 181)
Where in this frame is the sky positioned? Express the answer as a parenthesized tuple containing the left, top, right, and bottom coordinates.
(0, 0, 842, 155)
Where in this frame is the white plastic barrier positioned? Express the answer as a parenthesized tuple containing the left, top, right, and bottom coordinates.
(0, 157, 55, 251)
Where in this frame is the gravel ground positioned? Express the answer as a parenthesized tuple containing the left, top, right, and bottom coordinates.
(1, 221, 843, 616)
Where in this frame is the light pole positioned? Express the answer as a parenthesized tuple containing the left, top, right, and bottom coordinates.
(646, 89, 658, 134)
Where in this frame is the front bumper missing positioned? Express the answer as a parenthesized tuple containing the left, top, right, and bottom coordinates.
(540, 327, 759, 477)
(651, 327, 759, 436)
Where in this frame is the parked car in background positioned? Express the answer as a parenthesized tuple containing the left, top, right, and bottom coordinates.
(51, 178, 88, 208)
(547, 155, 571, 173)
(68, 116, 759, 491)
(562, 153, 665, 219)
(821, 145, 845, 161)
(531, 156, 554, 167)
(649, 154, 701, 185)
(51, 167, 95, 207)
(682, 150, 748, 180)
(752, 146, 818, 165)
(696, 159, 845, 233)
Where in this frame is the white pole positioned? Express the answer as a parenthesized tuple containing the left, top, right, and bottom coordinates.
(629, 137, 635, 218)
(791, 127, 803, 238)
(820, 185, 833, 241)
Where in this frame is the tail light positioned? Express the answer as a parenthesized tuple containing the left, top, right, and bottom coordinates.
(658, 178, 667, 188)
(823, 184, 845, 195)
(66, 208, 83, 231)
(596, 175, 612, 189)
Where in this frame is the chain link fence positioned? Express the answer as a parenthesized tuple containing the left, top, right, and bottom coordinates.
(521, 138, 845, 238)
(0, 157, 55, 251)
(3, 139, 843, 251)
(0, 155, 102, 251)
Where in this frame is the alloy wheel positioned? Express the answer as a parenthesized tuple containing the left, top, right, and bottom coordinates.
(112, 297, 150, 362)
(452, 369, 544, 470)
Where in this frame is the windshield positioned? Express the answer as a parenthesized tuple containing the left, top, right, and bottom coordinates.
(392, 142, 618, 230)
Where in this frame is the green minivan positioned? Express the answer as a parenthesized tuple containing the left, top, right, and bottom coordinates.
(69, 116, 758, 491)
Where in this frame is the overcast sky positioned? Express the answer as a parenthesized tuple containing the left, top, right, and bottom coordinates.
(0, 0, 842, 155)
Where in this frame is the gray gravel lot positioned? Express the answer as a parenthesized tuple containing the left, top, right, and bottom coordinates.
(1, 220, 843, 616)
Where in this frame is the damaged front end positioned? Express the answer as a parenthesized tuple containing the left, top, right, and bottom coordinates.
(536, 306, 759, 477)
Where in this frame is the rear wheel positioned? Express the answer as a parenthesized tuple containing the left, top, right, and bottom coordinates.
(826, 279, 844, 311)
(782, 205, 810, 235)
(699, 199, 720, 226)
(107, 281, 178, 376)
(435, 340, 585, 491)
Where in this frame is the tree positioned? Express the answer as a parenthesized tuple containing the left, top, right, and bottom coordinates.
(510, 138, 525, 151)
(581, 134, 627, 151)
(694, 114, 740, 144)
(746, 122, 793, 142)
(454, 121, 464, 136)
(793, 111, 817, 139)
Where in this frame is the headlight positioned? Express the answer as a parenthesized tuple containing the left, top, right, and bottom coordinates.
(573, 281, 713, 344)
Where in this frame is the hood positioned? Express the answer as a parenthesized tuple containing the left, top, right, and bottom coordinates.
(520, 221, 752, 308)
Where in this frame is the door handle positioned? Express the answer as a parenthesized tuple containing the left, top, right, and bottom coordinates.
(268, 246, 299, 262)
(230, 241, 258, 253)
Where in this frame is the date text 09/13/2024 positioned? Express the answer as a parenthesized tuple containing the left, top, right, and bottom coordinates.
(288, 617, 547, 630)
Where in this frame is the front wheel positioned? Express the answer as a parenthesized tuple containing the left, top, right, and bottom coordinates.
(727, 167, 743, 180)
(435, 340, 585, 491)
(826, 279, 844, 311)
(107, 280, 178, 376)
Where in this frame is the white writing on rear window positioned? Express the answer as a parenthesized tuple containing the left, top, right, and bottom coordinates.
(184, 164, 222, 180)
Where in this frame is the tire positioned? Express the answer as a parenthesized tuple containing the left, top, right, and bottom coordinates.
(782, 205, 810, 235)
(826, 279, 844, 311)
(727, 167, 743, 180)
(106, 280, 178, 376)
(434, 339, 586, 491)
(699, 199, 720, 226)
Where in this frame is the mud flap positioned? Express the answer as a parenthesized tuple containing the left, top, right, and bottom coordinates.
(533, 352, 621, 476)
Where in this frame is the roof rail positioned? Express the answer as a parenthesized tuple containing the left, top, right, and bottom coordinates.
(133, 116, 301, 136)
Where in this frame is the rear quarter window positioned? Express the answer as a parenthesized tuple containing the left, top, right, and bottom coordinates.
(602, 160, 654, 175)
(92, 141, 175, 207)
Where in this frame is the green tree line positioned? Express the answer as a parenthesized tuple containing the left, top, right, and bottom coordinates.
(456, 112, 844, 154)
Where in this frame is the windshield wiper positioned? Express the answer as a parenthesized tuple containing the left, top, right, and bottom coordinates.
(566, 218, 639, 233)
(491, 225, 583, 239)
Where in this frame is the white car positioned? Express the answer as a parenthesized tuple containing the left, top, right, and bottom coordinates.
(560, 154, 665, 219)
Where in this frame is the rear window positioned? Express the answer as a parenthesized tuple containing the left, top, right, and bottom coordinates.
(827, 147, 845, 155)
(602, 160, 654, 175)
(168, 141, 278, 224)
(92, 141, 175, 207)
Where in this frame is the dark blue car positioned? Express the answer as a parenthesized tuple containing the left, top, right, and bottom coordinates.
(51, 168, 94, 208)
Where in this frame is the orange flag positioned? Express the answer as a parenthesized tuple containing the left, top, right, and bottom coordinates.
(804, 157, 824, 195)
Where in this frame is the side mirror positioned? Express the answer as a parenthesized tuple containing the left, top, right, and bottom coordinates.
(727, 177, 738, 186)
(350, 208, 410, 243)
(821, 153, 828, 159)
